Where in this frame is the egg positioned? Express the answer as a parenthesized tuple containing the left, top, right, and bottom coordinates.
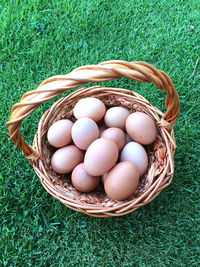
(51, 145, 84, 174)
(120, 142, 148, 176)
(73, 97, 106, 122)
(84, 138, 118, 176)
(104, 162, 140, 200)
(104, 107, 130, 129)
(126, 112, 157, 145)
(71, 118, 99, 150)
(101, 127, 125, 151)
(47, 119, 73, 148)
(71, 163, 100, 192)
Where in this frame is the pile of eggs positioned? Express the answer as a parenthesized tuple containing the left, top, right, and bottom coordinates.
(47, 97, 157, 201)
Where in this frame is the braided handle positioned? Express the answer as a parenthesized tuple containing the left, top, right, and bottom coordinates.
(6, 60, 180, 159)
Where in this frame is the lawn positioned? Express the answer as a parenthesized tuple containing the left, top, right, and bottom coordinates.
(1, 0, 200, 266)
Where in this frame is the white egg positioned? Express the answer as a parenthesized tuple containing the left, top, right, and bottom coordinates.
(120, 142, 148, 176)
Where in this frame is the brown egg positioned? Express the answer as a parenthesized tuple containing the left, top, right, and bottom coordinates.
(84, 138, 118, 176)
(71, 118, 99, 150)
(101, 127, 125, 151)
(104, 107, 130, 129)
(72, 163, 100, 192)
(104, 162, 140, 201)
(51, 145, 84, 174)
(73, 97, 106, 122)
(126, 112, 157, 145)
(47, 119, 73, 148)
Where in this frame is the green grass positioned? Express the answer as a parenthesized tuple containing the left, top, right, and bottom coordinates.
(1, 0, 200, 266)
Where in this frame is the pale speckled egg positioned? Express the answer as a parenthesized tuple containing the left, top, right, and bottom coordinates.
(126, 112, 157, 145)
(84, 138, 118, 176)
(71, 118, 99, 150)
(120, 142, 148, 176)
(73, 97, 106, 122)
(71, 163, 100, 192)
(104, 161, 140, 201)
(101, 127, 125, 151)
(51, 145, 84, 174)
(104, 107, 130, 129)
(47, 119, 73, 148)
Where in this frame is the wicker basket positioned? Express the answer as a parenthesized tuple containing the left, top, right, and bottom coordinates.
(7, 60, 180, 217)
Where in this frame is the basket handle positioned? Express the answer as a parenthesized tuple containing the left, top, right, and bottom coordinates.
(6, 60, 180, 159)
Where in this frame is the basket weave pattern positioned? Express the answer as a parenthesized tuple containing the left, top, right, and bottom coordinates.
(7, 60, 180, 217)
